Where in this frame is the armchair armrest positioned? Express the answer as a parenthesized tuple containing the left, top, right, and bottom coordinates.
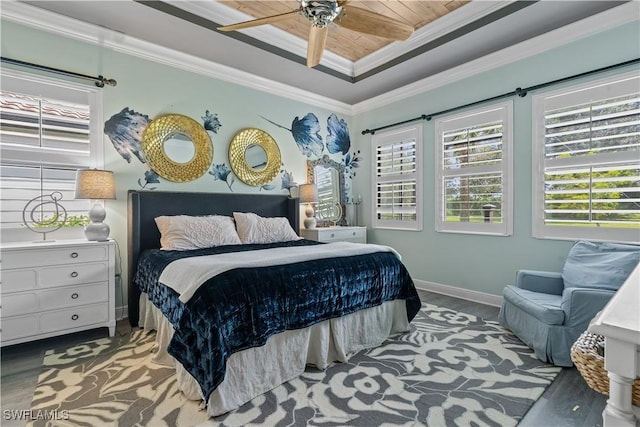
(515, 269, 564, 295)
(561, 287, 615, 327)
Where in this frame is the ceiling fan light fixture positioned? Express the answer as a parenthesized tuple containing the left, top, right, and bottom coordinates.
(300, 0, 342, 28)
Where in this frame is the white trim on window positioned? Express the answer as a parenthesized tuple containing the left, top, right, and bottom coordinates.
(532, 71, 640, 244)
(435, 101, 513, 236)
(371, 124, 423, 231)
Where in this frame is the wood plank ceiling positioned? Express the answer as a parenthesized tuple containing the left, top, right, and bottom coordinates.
(218, 1, 469, 62)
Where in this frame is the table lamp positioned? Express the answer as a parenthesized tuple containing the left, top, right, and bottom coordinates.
(74, 169, 116, 241)
(298, 183, 318, 229)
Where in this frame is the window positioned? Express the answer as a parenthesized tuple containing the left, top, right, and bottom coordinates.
(372, 124, 422, 230)
(0, 69, 103, 230)
(532, 72, 640, 243)
(435, 101, 513, 235)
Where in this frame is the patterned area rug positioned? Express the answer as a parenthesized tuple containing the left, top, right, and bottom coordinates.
(29, 303, 561, 426)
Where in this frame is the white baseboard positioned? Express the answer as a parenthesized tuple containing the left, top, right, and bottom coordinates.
(115, 305, 128, 321)
(413, 279, 502, 307)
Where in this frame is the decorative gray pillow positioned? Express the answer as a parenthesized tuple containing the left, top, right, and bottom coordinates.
(233, 212, 300, 244)
(562, 240, 640, 290)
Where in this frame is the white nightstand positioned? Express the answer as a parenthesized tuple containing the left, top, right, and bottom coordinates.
(0, 239, 116, 346)
(300, 226, 367, 244)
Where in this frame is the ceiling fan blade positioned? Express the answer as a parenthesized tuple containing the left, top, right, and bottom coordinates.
(218, 9, 299, 32)
(307, 26, 328, 68)
(335, 6, 413, 41)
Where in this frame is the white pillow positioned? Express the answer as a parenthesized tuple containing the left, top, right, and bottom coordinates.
(155, 215, 241, 250)
(233, 212, 300, 244)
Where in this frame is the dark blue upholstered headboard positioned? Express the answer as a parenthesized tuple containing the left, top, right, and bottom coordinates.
(127, 190, 300, 326)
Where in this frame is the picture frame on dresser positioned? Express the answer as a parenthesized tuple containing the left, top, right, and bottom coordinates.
(0, 239, 116, 346)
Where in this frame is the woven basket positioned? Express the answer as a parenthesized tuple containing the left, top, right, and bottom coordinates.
(571, 330, 640, 406)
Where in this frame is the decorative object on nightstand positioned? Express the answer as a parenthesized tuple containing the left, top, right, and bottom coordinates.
(299, 183, 318, 229)
(75, 169, 116, 241)
(22, 191, 68, 241)
(345, 194, 362, 226)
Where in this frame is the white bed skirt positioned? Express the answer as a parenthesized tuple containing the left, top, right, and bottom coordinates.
(139, 294, 410, 417)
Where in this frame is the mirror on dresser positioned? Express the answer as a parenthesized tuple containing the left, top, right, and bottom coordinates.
(307, 155, 346, 226)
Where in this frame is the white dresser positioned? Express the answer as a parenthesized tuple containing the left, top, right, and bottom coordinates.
(1, 239, 116, 346)
(300, 226, 367, 243)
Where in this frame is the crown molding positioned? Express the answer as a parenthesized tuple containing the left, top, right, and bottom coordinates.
(2, 1, 636, 117)
(1, 0, 353, 115)
(352, 2, 639, 115)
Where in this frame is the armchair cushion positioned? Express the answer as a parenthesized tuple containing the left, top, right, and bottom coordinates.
(515, 270, 564, 295)
(561, 287, 616, 326)
(503, 286, 564, 325)
(562, 241, 640, 291)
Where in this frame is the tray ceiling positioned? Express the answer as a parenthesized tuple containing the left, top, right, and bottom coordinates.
(12, 1, 629, 105)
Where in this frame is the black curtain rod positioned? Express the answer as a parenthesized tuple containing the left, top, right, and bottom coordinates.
(1, 57, 117, 88)
(361, 58, 640, 135)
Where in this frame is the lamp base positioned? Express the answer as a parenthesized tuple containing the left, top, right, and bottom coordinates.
(304, 203, 316, 229)
(303, 217, 316, 229)
(84, 222, 110, 241)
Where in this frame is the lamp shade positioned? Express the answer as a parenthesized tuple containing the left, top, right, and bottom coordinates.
(75, 169, 116, 200)
(298, 183, 318, 204)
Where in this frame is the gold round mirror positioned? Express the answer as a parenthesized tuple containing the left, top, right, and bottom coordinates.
(229, 128, 281, 186)
(142, 114, 213, 182)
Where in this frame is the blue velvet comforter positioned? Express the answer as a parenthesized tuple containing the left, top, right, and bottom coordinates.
(135, 239, 421, 401)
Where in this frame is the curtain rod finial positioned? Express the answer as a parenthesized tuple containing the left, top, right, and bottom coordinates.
(95, 76, 117, 88)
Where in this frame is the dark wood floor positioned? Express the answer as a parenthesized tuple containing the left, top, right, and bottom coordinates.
(1, 290, 607, 426)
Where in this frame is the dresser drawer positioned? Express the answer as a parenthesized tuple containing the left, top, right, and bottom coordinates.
(1, 314, 39, 341)
(1, 269, 37, 293)
(39, 262, 108, 288)
(2, 292, 39, 317)
(1, 283, 108, 317)
(41, 283, 108, 310)
(319, 227, 366, 243)
(2, 245, 108, 269)
(40, 303, 108, 334)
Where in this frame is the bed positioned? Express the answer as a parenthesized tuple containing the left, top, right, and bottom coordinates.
(127, 190, 421, 417)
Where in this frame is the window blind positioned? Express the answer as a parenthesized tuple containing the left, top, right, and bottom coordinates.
(376, 139, 417, 221)
(540, 78, 640, 230)
(0, 71, 100, 229)
(372, 124, 422, 230)
(435, 101, 513, 236)
(441, 120, 504, 223)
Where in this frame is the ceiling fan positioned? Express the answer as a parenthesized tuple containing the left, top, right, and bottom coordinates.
(217, 0, 414, 68)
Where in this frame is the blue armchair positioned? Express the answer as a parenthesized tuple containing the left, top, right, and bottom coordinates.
(499, 240, 640, 366)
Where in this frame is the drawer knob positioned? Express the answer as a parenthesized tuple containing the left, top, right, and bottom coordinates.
(70, 271, 79, 278)
(71, 314, 79, 321)
(331, 233, 335, 237)
(70, 252, 79, 258)
(352, 232, 356, 236)
(71, 293, 79, 300)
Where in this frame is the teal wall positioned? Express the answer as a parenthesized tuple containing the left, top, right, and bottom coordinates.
(351, 21, 640, 297)
(2, 15, 638, 308)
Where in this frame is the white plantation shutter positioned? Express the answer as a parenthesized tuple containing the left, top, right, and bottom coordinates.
(435, 101, 513, 235)
(532, 71, 640, 243)
(0, 70, 103, 229)
(372, 125, 422, 230)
